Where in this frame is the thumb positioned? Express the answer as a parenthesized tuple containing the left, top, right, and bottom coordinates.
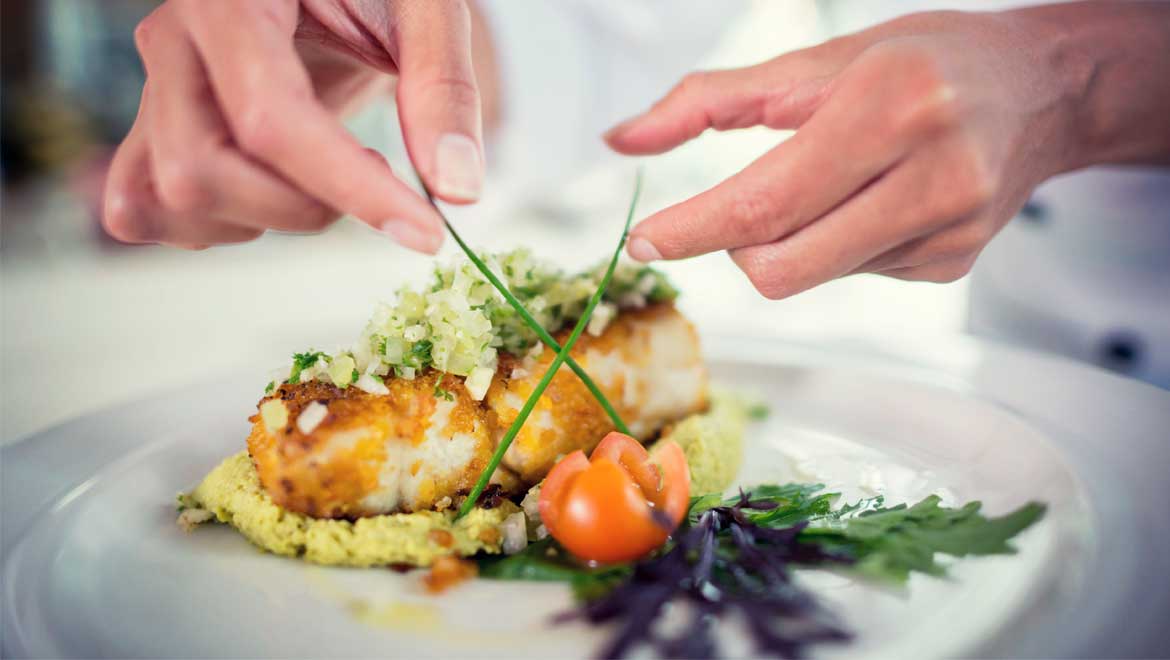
(603, 55, 841, 156)
(393, 0, 484, 204)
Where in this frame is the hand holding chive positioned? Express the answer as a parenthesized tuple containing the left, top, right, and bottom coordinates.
(103, 0, 486, 251)
(608, 3, 1170, 298)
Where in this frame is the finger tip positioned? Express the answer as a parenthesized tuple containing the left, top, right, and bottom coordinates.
(379, 218, 444, 255)
(603, 128, 642, 154)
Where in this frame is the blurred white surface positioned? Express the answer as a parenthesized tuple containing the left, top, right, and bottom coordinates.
(0, 2, 967, 442)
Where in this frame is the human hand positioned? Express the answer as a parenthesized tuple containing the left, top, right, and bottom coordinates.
(104, 0, 485, 252)
(606, 10, 1095, 297)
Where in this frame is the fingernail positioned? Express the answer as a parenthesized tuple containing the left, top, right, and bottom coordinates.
(627, 237, 662, 262)
(381, 219, 442, 254)
(435, 133, 482, 201)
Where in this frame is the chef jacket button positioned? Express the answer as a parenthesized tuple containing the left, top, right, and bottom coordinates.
(1096, 331, 1144, 374)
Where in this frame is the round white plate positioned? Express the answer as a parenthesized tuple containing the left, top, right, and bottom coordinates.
(4, 335, 1169, 658)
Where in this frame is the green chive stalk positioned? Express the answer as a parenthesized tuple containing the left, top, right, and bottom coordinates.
(453, 172, 642, 518)
(420, 179, 640, 437)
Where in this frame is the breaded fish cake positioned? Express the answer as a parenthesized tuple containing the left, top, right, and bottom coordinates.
(248, 304, 707, 517)
(247, 372, 506, 518)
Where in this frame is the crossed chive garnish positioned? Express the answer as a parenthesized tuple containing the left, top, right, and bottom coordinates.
(418, 171, 643, 518)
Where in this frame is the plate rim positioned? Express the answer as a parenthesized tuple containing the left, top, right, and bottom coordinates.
(4, 333, 1169, 657)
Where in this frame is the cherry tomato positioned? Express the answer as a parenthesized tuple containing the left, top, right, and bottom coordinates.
(539, 432, 691, 563)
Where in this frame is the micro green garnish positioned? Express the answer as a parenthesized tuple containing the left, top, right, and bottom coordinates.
(264, 381, 275, 395)
(421, 181, 635, 436)
(479, 485, 1045, 658)
(454, 172, 643, 518)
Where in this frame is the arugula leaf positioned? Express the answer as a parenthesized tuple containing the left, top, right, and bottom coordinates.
(802, 495, 1047, 582)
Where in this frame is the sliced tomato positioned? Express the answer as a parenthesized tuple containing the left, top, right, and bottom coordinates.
(538, 450, 589, 539)
(538, 433, 691, 564)
(648, 439, 691, 525)
(592, 432, 660, 495)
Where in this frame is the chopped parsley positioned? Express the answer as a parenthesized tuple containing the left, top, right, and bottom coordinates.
(433, 382, 455, 402)
(287, 350, 327, 385)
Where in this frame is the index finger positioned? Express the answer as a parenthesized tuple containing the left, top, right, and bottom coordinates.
(625, 101, 898, 262)
(177, 0, 443, 252)
(624, 49, 941, 263)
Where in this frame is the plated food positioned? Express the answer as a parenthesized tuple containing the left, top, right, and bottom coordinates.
(177, 188, 1044, 658)
(180, 248, 746, 567)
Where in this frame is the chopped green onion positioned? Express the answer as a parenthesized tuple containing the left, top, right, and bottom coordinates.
(420, 187, 634, 436)
(454, 171, 643, 518)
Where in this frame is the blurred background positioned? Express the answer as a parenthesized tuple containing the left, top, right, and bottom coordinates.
(3, 1, 1159, 442)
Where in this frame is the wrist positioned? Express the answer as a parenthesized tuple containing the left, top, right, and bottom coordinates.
(1007, 1, 1170, 171)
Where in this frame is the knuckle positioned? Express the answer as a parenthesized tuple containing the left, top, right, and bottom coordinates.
(928, 141, 996, 221)
(880, 49, 959, 135)
(675, 71, 709, 100)
(103, 193, 153, 243)
(155, 161, 211, 213)
(296, 208, 336, 233)
(724, 191, 779, 242)
(234, 102, 281, 156)
(422, 75, 480, 109)
(955, 221, 996, 256)
(736, 254, 787, 300)
(931, 257, 976, 283)
(133, 12, 160, 53)
(956, 144, 996, 212)
(751, 274, 788, 300)
(901, 82, 959, 136)
(224, 228, 265, 244)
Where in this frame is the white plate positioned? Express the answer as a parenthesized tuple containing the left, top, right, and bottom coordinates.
(4, 335, 1169, 658)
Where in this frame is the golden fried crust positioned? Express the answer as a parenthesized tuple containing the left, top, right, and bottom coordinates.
(488, 304, 708, 484)
(249, 303, 707, 517)
(248, 372, 494, 519)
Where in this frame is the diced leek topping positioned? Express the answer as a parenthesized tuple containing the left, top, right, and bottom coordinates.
(280, 249, 676, 399)
(259, 400, 288, 434)
(327, 355, 356, 388)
